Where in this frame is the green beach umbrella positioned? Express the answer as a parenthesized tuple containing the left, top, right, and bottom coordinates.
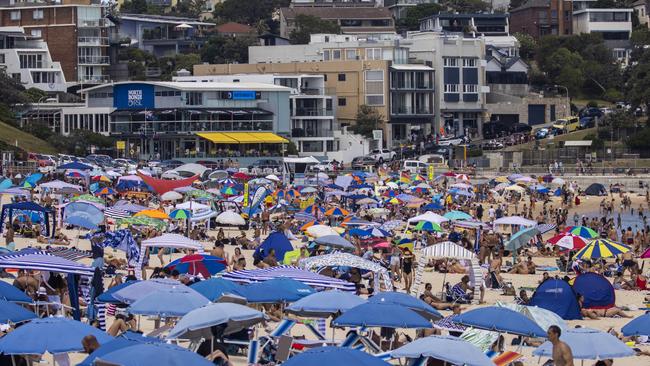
(415, 221, 442, 232)
(169, 209, 192, 220)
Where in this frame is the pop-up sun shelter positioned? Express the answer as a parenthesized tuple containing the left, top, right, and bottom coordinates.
(572, 272, 615, 309)
(0, 201, 56, 237)
(529, 278, 582, 320)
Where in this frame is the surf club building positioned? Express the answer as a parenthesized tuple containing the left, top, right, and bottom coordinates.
(81, 81, 292, 161)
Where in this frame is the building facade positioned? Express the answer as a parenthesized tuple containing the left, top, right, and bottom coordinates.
(0, 26, 67, 92)
(509, 0, 573, 39)
(279, 6, 395, 38)
(0, 3, 111, 85)
(419, 13, 510, 36)
(572, 8, 633, 63)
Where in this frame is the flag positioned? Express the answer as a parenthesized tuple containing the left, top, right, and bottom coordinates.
(400, 171, 411, 183)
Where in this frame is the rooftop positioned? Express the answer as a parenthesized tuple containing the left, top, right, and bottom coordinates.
(80, 81, 293, 93)
(280, 6, 393, 19)
(119, 13, 215, 26)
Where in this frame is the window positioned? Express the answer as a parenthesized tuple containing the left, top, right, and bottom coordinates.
(444, 84, 459, 93)
(19, 54, 43, 68)
(10, 11, 20, 21)
(462, 58, 477, 67)
(366, 48, 381, 60)
(0, 54, 4, 64)
(11, 73, 20, 82)
(31, 71, 55, 84)
(463, 84, 478, 93)
(89, 92, 113, 98)
(323, 74, 327, 82)
(185, 92, 203, 105)
(323, 50, 331, 61)
(332, 49, 341, 60)
(30, 29, 42, 38)
(338, 97, 346, 106)
(365, 70, 384, 105)
(155, 90, 180, 97)
(345, 49, 358, 60)
(338, 73, 346, 82)
(443, 57, 458, 67)
(33, 9, 43, 19)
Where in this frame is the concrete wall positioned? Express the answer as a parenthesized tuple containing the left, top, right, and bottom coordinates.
(486, 95, 570, 125)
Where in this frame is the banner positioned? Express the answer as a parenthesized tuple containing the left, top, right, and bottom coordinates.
(243, 183, 249, 207)
(428, 164, 434, 181)
(299, 197, 316, 210)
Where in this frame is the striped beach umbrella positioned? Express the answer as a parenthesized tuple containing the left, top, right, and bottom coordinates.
(563, 226, 599, 239)
(303, 204, 324, 216)
(300, 220, 320, 231)
(95, 187, 117, 196)
(169, 209, 192, 220)
(547, 233, 588, 251)
(165, 254, 227, 278)
(573, 239, 631, 260)
(324, 207, 349, 217)
(414, 221, 442, 232)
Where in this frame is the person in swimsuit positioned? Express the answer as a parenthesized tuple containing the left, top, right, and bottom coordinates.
(401, 248, 414, 293)
(578, 295, 630, 319)
(548, 325, 574, 366)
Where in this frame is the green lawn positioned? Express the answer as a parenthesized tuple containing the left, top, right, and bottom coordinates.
(0, 121, 56, 154)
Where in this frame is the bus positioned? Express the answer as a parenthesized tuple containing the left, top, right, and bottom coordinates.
(552, 116, 580, 134)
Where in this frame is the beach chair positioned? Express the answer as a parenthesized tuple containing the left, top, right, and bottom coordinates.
(339, 330, 363, 350)
(275, 335, 294, 362)
(269, 319, 296, 338)
(406, 356, 428, 366)
(448, 283, 471, 304)
(146, 324, 173, 338)
(247, 339, 259, 365)
(491, 350, 524, 366)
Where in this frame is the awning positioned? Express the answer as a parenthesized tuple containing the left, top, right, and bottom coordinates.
(197, 132, 289, 144)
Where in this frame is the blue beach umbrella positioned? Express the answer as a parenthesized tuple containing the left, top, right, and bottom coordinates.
(533, 328, 635, 360)
(112, 278, 181, 304)
(0, 300, 37, 323)
(368, 292, 442, 320)
(505, 227, 540, 251)
(0, 281, 32, 303)
(78, 331, 162, 366)
(283, 346, 390, 366)
(0, 317, 112, 355)
(96, 281, 139, 304)
(314, 235, 354, 250)
(622, 313, 650, 336)
(443, 210, 473, 221)
(64, 215, 99, 230)
(190, 278, 241, 301)
(332, 303, 433, 329)
(285, 290, 367, 317)
(453, 306, 547, 337)
(235, 278, 315, 304)
(128, 286, 209, 317)
(167, 303, 266, 339)
(391, 335, 494, 366)
(96, 342, 213, 366)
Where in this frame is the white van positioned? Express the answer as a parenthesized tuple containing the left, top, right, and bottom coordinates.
(403, 160, 428, 174)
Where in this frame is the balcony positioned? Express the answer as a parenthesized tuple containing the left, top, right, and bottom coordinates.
(391, 83, 431, 90)
(78, 56, 110, 65)
(291, 128, 334, 138)
(293, 108, 334, 117)
(78, 75, 110, 83)
(78, 19, 109, 28)
(78, 37, 109, 46)
(390, 106, 433, 116)
(301, 88, 325, 96)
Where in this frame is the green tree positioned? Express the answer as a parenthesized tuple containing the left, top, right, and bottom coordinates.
(289, 15, 340, 44)
(626, 50, 650, 112)
(543, 48, 585, 95)
(442, 0, 488, 13)
(514, 32, 536, 60)
(350, 105, 383, 139)
(171, 0, 207, 17)
(626, 127, 650, 150)
(200, 35, 256, 63)
(398, 3, 444, 31)
(213, 0, 289, 26)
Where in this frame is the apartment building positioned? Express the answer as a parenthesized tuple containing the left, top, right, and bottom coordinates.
(0, 3, 111, 86)
(279, 6, 395, 38)
(0, 26, 67, 92)
(419, 13, 510, 36)
(633, 0, 649, 28)
(573, 8, 633, 63)
(384, 0, 437, 19)
(509, 0, 573, 38)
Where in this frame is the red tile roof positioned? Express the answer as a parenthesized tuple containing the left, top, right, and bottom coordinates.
(216, 22, 254, 34)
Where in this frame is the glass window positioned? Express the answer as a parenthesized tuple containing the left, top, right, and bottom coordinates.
(0, 54, 4, 64)
(338, 98, 346, 106)
(366, 48, 381, 60)
(443, 58, 458, 67)
(10, 11, 20, 21)
(365, 70, 384, 106)
(338, 73, 346, 82)
(19, 54, 43, 69)
(185, 92, 203, 105)
(345, 49, 357, 60)
(30, 29, 42, 38)
(33, 9, 43, 19)
(323, 50, 331, 61)
(332, 49, 341, 60)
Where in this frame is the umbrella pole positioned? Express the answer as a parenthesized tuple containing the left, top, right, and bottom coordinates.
(10, 355, 14, 366)
(441, 259, 449, 295)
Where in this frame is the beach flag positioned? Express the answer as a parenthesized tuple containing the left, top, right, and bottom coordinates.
(400, 171, 411, 183)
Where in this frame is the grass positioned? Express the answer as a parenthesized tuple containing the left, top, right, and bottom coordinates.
(0, 121, 56, 154)
(505, 127, 598, 152)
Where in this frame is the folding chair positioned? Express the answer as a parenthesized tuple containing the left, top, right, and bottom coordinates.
(275, 335, 294, 362)
(247, 339, 259, 365)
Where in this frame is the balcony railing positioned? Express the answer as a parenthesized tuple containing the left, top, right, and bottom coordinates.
(291, 129, 334, 138)
(294, 108, 334, 117)
(78, 19, 108, 28)
(78, 37, 109, 46)
(391, 83, 432, 90)
(111, 120, 274, 135)
(391, 106, 433, 115)
(78, 75, 110, 83)
(78, 56, 110, 65)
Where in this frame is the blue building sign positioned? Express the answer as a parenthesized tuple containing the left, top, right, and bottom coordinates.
(114, 83, 155, 109)
(221, 91, 261, 100)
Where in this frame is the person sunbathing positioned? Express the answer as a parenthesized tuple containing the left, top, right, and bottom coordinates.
(448, 260, 466, 274)
(509, 259, 531, 275)
(421, 283, 452, 310)
(36, 235, 69, 246)
(107, 313, 137, 336)
(578, 295, 631, 319)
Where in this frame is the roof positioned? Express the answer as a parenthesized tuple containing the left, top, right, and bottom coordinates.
(81, 81, 292, 93)
(119, 13, 215, 26)
(390, 64, 434, 71)
(564, 140, 592, 147)
(510, 0, 551, 12)
(280, 6, 393, 20)
(422, 13, 509, 20)
(573, 8, 633, 14)
(216, 22, 254, 34)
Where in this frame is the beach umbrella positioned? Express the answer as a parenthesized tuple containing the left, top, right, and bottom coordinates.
(165, 254, 227, 278)
(161, 191, 183, 201)
(71, 194, 104, 204)
(573, 238, 631, 260)
(314, 234, 354, 250)
(78, 331, 162, 366)
(95, 342, 213, 366)
(368, 292, 442, 321)
(453, 306, 547, 337)
(97, 281, 138, 304)
(266, 174, 280, 182)
(64, 215, 98, 230)
(220, 186, 238, 196)
(504, 227, 540, 251)
(234, 278, 315, 304)
(304, 204, 324, 215)
(169, 209, 192, 220)
(232, 172, 250, 180)
(414, 221, 442, 232)
(0, 317, 112, 355)
(547, 233, 588, 250)
(622, 313, 650, 336)
(495, 302, 567, 332)
(333, 303, 432, 329)
(112, 278, 181, 304)
(551, 177, 566, 185)
(95, 187, 117, 196)
(563, 225, 599, 239)
(380, 220, 405, 231)
(167, 302, 266, 340)
(301, 186, 318, 194)
(117, 216, 167, 230)
(0, 300, 37, 324)
(285, 291, 367, 318)
(325, 207, 349, 216)
(0, 281, 31, 303)
(391, 335, 494, 366)
(64, 201, 104, 226)
(307, 224, 340, 238)
(190, 278, 241, 302)
(215, 211, 246, 226)
(283, 346, 390, 366)
(454, 174, 470, 181)
(134, 209, 169, 220)
(533, 328, 635, 360)
(128, 286, 209, 317)
(356, 197, 377, 205)
(341, 217, 376, 227)
(300, 220, 320, 231)
(443, 210, 473, 221)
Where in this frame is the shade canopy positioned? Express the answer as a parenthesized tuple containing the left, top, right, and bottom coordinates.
(533, 328, 635, 360)
(368, 292, 442, 320)
(285, 290, 367, 317)
(78, 331, 163, 366)
(189, 278, 241, 301)
(234, 278, 315, 303)
(0, 281, 32, 302)
(421, 241, 476, 259)
(314, 234, 354, 249)
(128, 286, 210, 317)
(407, 211, 449, 225)
(221, 266, 355, 292)
(391, 335, 494, 366)
(282, 346, 390, 366)
(167, 303, 266, 340)
(0, 299, 37, 323)
(332, 303, 433, 329)
(95, 342, 213, 366)
(453, 306, 547, 337)
(112, 278, 181, 304)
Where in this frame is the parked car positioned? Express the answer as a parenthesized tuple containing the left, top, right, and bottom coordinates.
(579, 117, 595, 130)
(28, 153, 55, 168)
(403, 160, 429, 174)
(309, 160, 335, 172)
(350, 156, 376, 170)
(195, 160, 220, 169)
(481, 140, 505, 150)
(114, 158, 138, 171)
(483, 122, 531, 139)
(535, 128, 550, 140)
(552, 117, 580, 134)
(438, 135, 469, 146)
(368, 149, 396, 162)
(159, 159, 184, 171)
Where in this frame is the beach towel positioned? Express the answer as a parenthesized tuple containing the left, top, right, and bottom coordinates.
(492, 351, 524, 366)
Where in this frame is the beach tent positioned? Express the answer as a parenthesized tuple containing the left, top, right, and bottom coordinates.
(584, 183, 607, 196)
(300, 252, 392, 292)
(407, 211, 449, 225)
(252, 231, 294, 262)
(572, 272, 615, 309)
(529, 279, 582, 320)
(137, 172, 198, 195)
(135, 234, 204, 279)
(0, 201, 56, 237)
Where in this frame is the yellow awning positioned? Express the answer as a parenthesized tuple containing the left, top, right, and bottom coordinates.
(196, 132, 238, 143)
(198, 132, 289, 144)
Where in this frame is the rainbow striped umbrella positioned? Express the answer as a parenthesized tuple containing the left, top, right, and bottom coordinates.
(95, 187, 117, 196)
(324, 207, 349, 217)
(563, 226, 599, 239)
(415, 221, 442, 232)
(169, 209, 192, 220)
(303, 204, 324, 215)
(573, 239, 631, 260)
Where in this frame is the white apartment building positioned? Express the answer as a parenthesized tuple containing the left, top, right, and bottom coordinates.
(0, 26, 66, 92)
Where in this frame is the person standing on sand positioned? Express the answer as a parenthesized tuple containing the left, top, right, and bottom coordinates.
(548, 325, 574, 366)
